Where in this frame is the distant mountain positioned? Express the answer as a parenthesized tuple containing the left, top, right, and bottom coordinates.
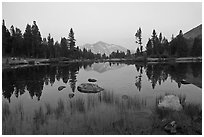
(79, 41, 134, 55)
(184, 24, 202, 39)
(183, 24, 202, 49)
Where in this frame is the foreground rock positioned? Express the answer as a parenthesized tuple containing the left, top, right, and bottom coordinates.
(158, 95, 182, 111)
(164, 121, 177, 134)
(58, 86, 66, 91)
(77, 83, 104, 93)
(88, 78, 97, 82)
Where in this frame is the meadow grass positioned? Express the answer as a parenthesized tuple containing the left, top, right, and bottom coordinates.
(2, 91, 202, 135)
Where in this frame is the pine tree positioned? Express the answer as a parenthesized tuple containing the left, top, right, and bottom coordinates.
(175, 30, 188, 57)
(191, 37, 202, 57)
(158, 33, 164, 55)
(47, 33, 54, 58)
(2, 20, 11, 56)
(126, 49, 131, 58)
(151, 29, 158, 55)
(31, 21, 42, 58)
(135, 27, 142, 53)
(159, 33, 162, 43)
(136, 47, 140, 56)
(14, 28, 23, 56)
(60, 37, 68, 57)
(10, 25, 15, 56)
(23, 24, 32, 57)
(146, 38, 152, 56)
(68, 28, 76, 50)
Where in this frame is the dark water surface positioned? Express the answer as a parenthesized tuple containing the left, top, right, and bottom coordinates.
(2, 62, 202, 134)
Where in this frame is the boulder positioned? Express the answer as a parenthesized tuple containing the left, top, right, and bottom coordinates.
(88, 78, 97, 82)
(58, 86, 66, 91)
(158, 95, 182, 111)
(77, 83, 104, 93)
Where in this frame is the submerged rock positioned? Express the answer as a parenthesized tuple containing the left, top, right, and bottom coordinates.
(77, 83, 104, 93)
(180, 80, 190, 85)
(88, 78, 97, 82)
(122, 95, 128, 100)
(69, 93, 74, 99)
(58, 86, 66, 91)
(158, 95, 182, 111)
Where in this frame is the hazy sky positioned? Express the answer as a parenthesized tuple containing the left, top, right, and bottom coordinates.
(2, 2, 202, 50)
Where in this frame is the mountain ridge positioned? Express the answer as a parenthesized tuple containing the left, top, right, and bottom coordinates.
(79, 41, 134, 55)
(183, 24, 202, 49)
(184, 24, 202, 40)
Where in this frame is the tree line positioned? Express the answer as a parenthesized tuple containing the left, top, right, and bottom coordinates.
(2, 20, 110, 59)
(135, 28, 202, 58)
(3, 19, 201, 60)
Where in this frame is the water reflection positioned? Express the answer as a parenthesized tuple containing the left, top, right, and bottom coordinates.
(135, 64, 144, 91)
(85, 62, 126, 73)
(2, 62, 93, 102)
(145, 63, 202, 89)
(2, 62, 202, 135)
(2, 62, 202, 103)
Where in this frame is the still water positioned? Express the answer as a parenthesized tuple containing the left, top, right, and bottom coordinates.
(2, 62, 202, 134)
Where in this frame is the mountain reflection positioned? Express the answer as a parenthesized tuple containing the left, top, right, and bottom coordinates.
(2, 62, 201, 102)
(84, 62, 126, 73)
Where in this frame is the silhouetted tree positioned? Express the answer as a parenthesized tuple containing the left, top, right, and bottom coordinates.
(68, 28, 76, 54)
(23, 24, 32, 57)
(135, 27, 142, 53)
(191, 37, 202, 57)
(151, 30, 160, 55)
(60, 37, 68, 57)
(170, 30, 188, 57)
(31, 21, 42, 58)
(47, 33, 55, 58)
(126, 49, 131, 58)
(2, 20, 11, 56)
(146, 38, 152, 56)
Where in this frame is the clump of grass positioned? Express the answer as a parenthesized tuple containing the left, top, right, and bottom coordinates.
(33, 106, 47, 133)
(102, 91, 114, 104)
(45, 103, 53, 115)
(55, 99, 65, 119)
(69, 98, 85, 114)
(14, 103, 24, 121)
(2, 102, 10, 121)
(183, 103, 202, 121)
(75, 98, 85, 113)
(177, 94, 186, 106)
(87, 95, 98, 111)
(151, 96, 202, 135)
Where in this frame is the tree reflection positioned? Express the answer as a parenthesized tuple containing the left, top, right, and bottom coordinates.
(69, 63, 79, 92)
(2, 62, 93, 102)
(135, 64, 144, 92)
(190, 62, 202, 78)
(2, 62, 201, 102)
(145, 63, 201, 89)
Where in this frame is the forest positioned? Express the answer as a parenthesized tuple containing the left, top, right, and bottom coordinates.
(2, 20, 202, 60)
(135, 27, 202, 58)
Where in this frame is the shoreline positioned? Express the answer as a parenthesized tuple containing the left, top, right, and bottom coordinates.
(2, 56, 202, 70)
